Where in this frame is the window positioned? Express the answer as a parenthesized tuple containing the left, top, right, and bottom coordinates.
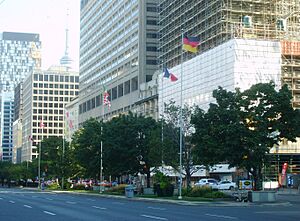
(147, 20, 157, 25)
(125, 80, 130, 94)
(112, 86, 117, 100)
(146, 60, 157, 65)
(146, 46, 157, 52)
(146, 33, 157, 38)
(131, 77, 138, 91)
(118, 84, 123, 97)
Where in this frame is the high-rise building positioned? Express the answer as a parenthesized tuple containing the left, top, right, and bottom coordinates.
(78, 0, 159, 124)
(0, 92, 14, 161)
(158, 0, 300, 177)
(0, 32, 41, 92)
(158, 0, 300, 106)
(21, 66, 79, 162)
(0, 32, 41, 162)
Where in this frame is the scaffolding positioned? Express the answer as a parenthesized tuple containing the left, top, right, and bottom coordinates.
(158, 0, 300, 106)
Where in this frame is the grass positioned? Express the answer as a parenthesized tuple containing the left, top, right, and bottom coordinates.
(49, 188, 233, 202)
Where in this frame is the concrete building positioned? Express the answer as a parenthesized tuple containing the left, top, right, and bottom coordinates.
(0, 32, 41, 162)
(65, 97, 79, 142)
(78, 0, 159, 124)
(21, 66, 79, 162)
(158, 0, 300, 178)
(0, 32, 41, 92)
(0, 92, 14, 161)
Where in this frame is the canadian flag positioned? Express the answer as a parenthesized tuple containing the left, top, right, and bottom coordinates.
(40, 120, 45, 128)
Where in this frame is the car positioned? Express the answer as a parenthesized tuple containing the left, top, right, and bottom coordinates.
(217, 180, 237, 190)
(263, 180, 279, 189)
(194, 178, 218, 189)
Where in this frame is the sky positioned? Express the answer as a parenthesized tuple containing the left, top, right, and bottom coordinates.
(0, 0, 80, 71)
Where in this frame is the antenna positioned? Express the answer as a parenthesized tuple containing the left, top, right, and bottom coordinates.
(60, 3, 73, 70)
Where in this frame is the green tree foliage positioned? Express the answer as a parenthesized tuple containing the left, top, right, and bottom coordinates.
(191, 82, 300, 189)
(103, 112, 161, 187)
(40, 136, 75, 182)
(163, 101, 197, 188)
(71, 118, 103, 179)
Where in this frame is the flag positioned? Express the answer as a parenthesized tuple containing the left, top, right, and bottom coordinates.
(163, 68, 178, 82)
(28, 135, 34, 142)
(183, 35, 200, 53)
(103, 91, 111, 107)
(39, 120, 45, 128)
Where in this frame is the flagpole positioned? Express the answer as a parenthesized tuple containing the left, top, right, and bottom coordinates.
(38, 120, 43, 190)
(100, 88, 104, 194)
(62, 109, 65, 189)
(178, 30, 184, 200)
(161, 63, 164, 165)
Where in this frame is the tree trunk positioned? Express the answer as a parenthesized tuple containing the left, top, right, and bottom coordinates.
(146, 169, 151, 188)
(185, 166, 191, 189)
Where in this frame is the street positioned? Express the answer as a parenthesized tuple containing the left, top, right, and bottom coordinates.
(0, 188, 299, 221)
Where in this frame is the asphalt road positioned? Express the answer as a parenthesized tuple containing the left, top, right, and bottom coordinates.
(0, 188, 299, 221)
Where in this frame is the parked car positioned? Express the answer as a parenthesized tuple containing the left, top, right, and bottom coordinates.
(263, 180, 279, 189)
(217, 180, 237, 190)
(194, 178, 218, 190)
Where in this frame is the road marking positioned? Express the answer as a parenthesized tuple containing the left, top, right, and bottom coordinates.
(147, 206, 166, 211)
(24, 205, 32, 208)
(87, 199, 96, 202)
(205, 213, 237, 219)
(66, 201, 77, 204)
(141, 214, 168, 220)
(43, 211, 56, 216)
(0, 197, 3, 200)
(92, 206, 107, 210)
(46, 198, 53, 201)
(112, 202, 124, 205)
(9, 200, 15, 204)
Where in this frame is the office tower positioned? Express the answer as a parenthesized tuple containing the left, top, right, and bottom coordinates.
(0, 32, 41, 92)
(0, 92, 14, 161)
(79, 0, 159, 124)
(0, 32, 41, 161)
(158, 0, 300, 106)
(21, 66, 79, 162)
(158, 0, 300, 178)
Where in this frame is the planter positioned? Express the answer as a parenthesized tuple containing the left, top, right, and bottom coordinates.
(143, 188, 154, 195)
(248, 191, 276, 202)
(154, 183, 174, 197)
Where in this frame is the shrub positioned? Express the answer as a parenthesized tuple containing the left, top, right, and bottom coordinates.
(203, 191, 226, 198)
(106, 184, 126, 194)
(188, 186, 212, 197)
(47, 183, 60, 190)
(72, 184, 86, 190)
(153, 172, 174, 197)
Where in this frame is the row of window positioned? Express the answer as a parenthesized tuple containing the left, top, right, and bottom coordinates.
(79, 77, 138, 114)
(33, 74, 79, 83)
(32, 109, 64, 115)
(33, 83, 79, 89)
(33, 90, 77, 96)
(32, 115, 63, 121)
(33, 96, 75, 102)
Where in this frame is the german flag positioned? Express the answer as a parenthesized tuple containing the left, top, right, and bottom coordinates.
(183, 35, 200, 53)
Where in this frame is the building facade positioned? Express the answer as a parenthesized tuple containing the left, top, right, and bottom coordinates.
(0, 32, 41, 92)
(158, 0, 300, 178)
(0, 92, 14, 161)
(78, 0, 159, 124)
(21, 66, 79, 162)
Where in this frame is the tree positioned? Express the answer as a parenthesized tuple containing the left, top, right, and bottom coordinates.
(103, 112, 161, 187)
(40, 136, 75, 185)
(71, 118, 102, 179)
(163, 101, 198, 189)
(191, 82, 300, 189)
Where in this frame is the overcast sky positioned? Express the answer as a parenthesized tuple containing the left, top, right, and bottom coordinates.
(0, 0, 80, 71)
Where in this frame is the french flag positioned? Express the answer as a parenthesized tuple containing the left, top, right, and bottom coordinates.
(163, 68, 178, 82)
